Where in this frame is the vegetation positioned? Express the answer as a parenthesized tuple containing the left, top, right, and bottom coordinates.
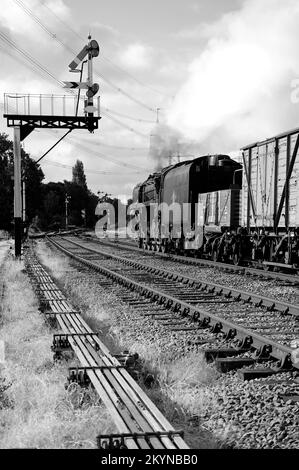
(0, 134, 129, 233)
(0, 254, 115, 448)
(0, 133, 44, 232)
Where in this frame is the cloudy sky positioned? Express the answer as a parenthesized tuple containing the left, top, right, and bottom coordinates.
(1, 0, 299, 201)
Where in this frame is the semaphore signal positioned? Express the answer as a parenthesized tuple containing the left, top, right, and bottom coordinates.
(68, 36, 100, 118)
(69, 39, 99, 71)
(63, 81, 89, 89)
(3, 35, 101, 258)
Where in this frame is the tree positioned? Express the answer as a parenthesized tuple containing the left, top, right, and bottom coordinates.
(72, 160, 87, 190)
(0, 134, 13, 231)
(0, 133, 44, 231)
(22, 152, 44, 222)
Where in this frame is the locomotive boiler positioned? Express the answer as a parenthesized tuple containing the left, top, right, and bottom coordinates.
(132, 154, 242, 259)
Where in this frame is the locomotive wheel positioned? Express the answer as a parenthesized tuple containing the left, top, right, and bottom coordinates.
(212, 250, 218, 262)
(161, 245, 166, 253)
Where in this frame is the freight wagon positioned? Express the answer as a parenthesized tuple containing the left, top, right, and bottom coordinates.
(240, 127, 299, 269)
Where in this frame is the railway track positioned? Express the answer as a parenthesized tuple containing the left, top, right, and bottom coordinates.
(24, 246, 189, 450)
(79, 234, 299, 285)
(47, 235, 299, 378)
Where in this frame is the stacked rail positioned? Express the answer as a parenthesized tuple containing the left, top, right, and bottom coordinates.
(24, 248, 189, 450)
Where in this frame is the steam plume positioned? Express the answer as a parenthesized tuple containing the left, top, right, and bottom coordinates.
(167, 0, 299, 153)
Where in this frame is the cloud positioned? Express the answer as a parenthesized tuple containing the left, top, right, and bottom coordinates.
(167, 0, 299, 151)
(0, 0, 70, 37)
(120, 43, 153, 69)
(91, 21, 119, 38)
(43, 0, 70, 19)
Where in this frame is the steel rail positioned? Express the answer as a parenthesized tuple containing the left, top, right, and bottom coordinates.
(46, 236, 299, 371)
(82, 235, 299, 285)
(56, 235, 299, 317)
(25, 249, 189, 450)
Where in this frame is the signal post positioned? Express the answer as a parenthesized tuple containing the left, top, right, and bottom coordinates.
(3, 36, 100, 257)
(13, 127, 22, 257)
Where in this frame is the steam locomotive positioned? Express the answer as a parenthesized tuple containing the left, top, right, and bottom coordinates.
(132, 127, 299, 271)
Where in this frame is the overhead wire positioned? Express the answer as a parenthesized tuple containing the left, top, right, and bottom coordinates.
(39, 0, 172, 99)
(14, 0, 157, 113)
(42, 159, 143, 175)
(36, 129, 151, 172)
(0, 16, 154, 173)
(0, 30, 150, 138)
(65, 135, 151, 172)
(0, 30, 64, 88)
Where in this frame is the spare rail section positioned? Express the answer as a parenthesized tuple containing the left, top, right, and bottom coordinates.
(24, 247, 189, 450)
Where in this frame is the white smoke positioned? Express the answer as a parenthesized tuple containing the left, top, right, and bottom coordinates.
(167, 0, 299, 153)
(149, 123, 196, 170)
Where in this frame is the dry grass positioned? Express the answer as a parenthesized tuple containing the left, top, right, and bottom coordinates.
(35, 241, 72, 280)
(0, 255, 115, 449)
(0, 240, 11, 266)
(35, 240, 222, 448)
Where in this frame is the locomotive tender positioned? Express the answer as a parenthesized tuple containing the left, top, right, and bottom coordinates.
(132, 126, 299, 271)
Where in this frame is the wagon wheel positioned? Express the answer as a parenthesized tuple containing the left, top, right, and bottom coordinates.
(212, 249, 219, 262)
(161, 244, 167, 253)
(232, 252, 241, 266)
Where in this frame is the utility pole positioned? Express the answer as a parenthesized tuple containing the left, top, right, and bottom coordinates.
(65, 195, 71, 230)
(13, 127, 22, 258)
(22, 179, 26, 223)
(156, 108, 161, 124)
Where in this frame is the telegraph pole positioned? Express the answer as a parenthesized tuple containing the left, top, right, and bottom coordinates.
(13, 127, 22, 258)
(65, 195, 71, 230)
(156, 108, 161, 124)
(22, 179, 26, 222)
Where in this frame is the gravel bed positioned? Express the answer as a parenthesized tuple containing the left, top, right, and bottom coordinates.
(200, 373, 299, 449)
(39, 240, 299, 449)
(57, 237, 299, 349)
(78, 237, 299, 306)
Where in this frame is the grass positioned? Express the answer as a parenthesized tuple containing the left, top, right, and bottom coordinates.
(0, 254, 115, 449)
(0, 240, 11, 265)
(36, 240, 222, 449)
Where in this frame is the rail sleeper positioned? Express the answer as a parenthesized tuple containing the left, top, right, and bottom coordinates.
(24, 249, 189, 450)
